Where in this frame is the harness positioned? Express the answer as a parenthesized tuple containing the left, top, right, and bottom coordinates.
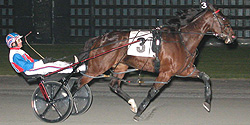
(129, 29, 162, 73)
(20, 4, 234, 86)
(174, 30, 198, 78)
(151, 27, 162, 73)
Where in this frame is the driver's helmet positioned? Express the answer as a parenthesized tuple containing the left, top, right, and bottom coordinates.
(6, 32, 23, 48)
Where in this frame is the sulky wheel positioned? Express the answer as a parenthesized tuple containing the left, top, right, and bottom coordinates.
(67, 77, 93, 115)
(71, 84, 92, 115)
(31, 81, 73, 123)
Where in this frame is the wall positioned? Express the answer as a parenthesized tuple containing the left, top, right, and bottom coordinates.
(0, 0, 249, 44)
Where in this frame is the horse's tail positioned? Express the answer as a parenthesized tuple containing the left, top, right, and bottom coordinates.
(78, 36, 99, 61)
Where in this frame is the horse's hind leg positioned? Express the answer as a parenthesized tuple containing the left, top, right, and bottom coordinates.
(70, 76, 94, 96)
(109, 63, 137, 113)
(198, 72, 212, 112)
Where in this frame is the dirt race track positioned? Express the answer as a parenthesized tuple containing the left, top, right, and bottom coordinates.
(0, 76, 250, 125)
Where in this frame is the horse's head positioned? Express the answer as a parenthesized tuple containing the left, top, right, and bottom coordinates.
(206, 3, 236, 44)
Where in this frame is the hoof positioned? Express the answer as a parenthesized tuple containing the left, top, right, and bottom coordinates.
(203, 102, 211, 112)
(133, 115, 140, 122)
(128, 99, 137, 113)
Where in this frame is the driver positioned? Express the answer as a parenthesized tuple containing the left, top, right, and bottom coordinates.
(6, 32, 86, 75)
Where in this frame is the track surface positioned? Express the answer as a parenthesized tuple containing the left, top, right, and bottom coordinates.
(0, 76, 250, 124)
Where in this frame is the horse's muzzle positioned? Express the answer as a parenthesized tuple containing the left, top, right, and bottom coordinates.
(225, 35, 236, 44)
(214, 33, 236, 44)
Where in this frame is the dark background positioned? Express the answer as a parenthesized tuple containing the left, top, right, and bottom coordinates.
(0, 0, 249, 44)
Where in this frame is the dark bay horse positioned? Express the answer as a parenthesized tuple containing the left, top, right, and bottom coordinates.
(75, 3, 235, 121)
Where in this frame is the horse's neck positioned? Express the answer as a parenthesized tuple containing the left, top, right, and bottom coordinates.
(180, 13, 211, 54)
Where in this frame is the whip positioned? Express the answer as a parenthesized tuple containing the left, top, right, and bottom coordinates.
(24, 31, 45, 59)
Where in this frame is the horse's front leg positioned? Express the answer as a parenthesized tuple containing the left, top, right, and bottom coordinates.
(179, 67, 212, 112)
(134, 72, 171, 121)
(198, 72, 212, 112)
(109, 63, 137, 113)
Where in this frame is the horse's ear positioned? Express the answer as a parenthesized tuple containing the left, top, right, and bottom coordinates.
(206, 3, 217, 11)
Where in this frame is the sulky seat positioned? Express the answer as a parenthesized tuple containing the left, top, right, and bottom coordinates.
(19, 72, 43, 85)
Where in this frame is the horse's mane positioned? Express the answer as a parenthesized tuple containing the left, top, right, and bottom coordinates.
(163, 8, 206, 31)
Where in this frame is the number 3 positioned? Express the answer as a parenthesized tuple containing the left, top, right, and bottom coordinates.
(136, 45, 145, 53)
(201, 2, 207, 9)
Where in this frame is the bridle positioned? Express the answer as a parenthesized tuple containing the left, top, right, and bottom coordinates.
(211, 9, 235, 41)
(173, 8, 234, 77)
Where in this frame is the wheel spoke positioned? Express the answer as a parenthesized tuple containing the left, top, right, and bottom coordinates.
(51, 104, 63, 118)
(73, 101, 79, 114)
(53, 96, 70, 103)
(52, 88, 64, 100)
(40, 104, 51, 117)
(35, 96, 47, 102)
(32, 81, 75, 123)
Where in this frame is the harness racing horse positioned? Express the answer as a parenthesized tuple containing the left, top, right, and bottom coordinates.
(75, 3, 236, 121)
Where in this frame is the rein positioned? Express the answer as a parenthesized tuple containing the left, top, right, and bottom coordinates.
(57, 31, 153, 61)
(112, 30, 141, 70)
(44, 39, 143, 77)
(159, 28, 216, 36)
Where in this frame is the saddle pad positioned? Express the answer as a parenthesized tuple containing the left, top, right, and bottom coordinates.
(127, 31, 156, 57)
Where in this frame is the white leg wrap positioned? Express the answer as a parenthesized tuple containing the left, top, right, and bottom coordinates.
(128, 99, 137, 113)
(203, 102, 211, 112)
